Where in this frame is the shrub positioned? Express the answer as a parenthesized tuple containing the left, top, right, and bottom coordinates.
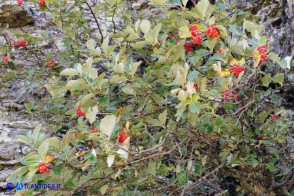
(5, 0, 292, 195)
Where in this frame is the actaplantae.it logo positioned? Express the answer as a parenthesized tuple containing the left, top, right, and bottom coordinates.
(6, 182, 62, 191)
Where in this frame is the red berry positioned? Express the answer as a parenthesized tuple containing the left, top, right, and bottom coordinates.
(2, 56, 9, 63)
(76, 107, 85, 117)
(118, 131, 128, 143)
(189, 24, 198, 31)
(233, 94, 238, 99)
(257, 45, 267, 62)
(39, 0, 46, 6)
(17, 0, 23, 6)
(193, 84, 198, 91)
(271, 114, 280, 121)
(204, 24, 220, 38)
(260, 55, 267, 62)
(48, 59, 58, 68)
(222, 89, 231, 101)
(184, 42, 194, 52)
(37, 162, 50, 174)
(257, 135, 264, 140)
(91, 128, 98, 133)
(229, 64, 245, 77)
(217, 49, 223, 53)
(191, 34, 202, 45)
(88, 141, 93, 146)
(17, 39, 27, 47)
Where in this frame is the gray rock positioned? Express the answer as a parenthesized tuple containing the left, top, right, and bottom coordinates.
(0, 4, 34, 28)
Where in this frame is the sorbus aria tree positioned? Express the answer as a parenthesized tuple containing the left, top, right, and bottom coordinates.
(6, 0, 292, 195)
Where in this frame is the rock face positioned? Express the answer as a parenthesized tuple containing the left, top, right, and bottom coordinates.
(231, 0, 294, 58)
(0, 5, 34, 28)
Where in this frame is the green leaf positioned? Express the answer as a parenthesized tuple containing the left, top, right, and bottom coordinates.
(102, 35, 110, 53)
(268, 52, 280, 63)
(113, 63, 124, 74)
(189, 103, 201, 114)
(38, 140, 49, 161)
(65, 80, 87, 91)
(122, 86, 135, 95)
(158, 110, 167, 128)
(7, 166, 30, 181)
(129, 61, 142, 77)
(181, 0, 188, 7)
(279, 56, 292, 69)
(110, 75, 128, 84)
(47, 137, 61, 150)
(60, 68, 79, 76)
(177, 172, 187, 185)
(100, 115, 116, 138)
(86, 39, 96, 50)
(273, 73, 284, 86)
(140, 20, 151, 34)
(17, 135, 31, 145)
(32, 124, 42, 142)
(194, 162, 202, 174)
(196, 0, 210, 19)
(146, 161, 156, 176)
(150, 0, 166, 4)
(100, 185, 109, 195)
(144, 23, 162, 45)
(91, 47, 101, 56)
(206, 38, 217, 51)
(261, 74, 271, 86)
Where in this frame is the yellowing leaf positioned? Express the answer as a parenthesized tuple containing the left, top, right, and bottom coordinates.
(179, 25, 191, 38)
(229, 58, 239, 66)
(107, 155, 115, 167)
(86, 105, 99, 124)
(253, 53, 261, 67)
(45, 155, 55, 163)
(212, 63, 221, 73)
(100, 115, 116, 138)
(217, 69, 230, 77)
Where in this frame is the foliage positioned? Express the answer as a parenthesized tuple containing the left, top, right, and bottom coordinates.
(2, 0, 293, 195)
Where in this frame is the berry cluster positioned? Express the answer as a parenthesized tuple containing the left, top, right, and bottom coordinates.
(2, 56, 9, 63)
(229, 64, 245, 77)
(257, 45, 267, 62)
(11, 40, 27, 47)
(39, 0, 46, 6)
(76, 107, 85, 117)
(184, 42, 194, 52)
(190, 25, 202, 45)
(222, 89, 238, 100)
(91, 128, 98, 133)
(217, 48, 223, 53)
(17, 0, 23, 6)
(118, 131, 127, 143)
(204, 24, 220, 38)
(48, 59, 58, 68)
(271, 114, 280, 121)
(222, 89, 231, 100)
(37, 163, 50, 174)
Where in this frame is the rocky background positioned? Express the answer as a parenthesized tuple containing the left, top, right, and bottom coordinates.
(0, 0, 293, 195)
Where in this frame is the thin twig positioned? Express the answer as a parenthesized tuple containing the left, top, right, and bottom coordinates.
(180, 164, 223, 196)
(85, 1, 104, 44)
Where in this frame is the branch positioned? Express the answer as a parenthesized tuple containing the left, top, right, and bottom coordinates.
(85, 1, 104, 44)
(180, 164, 223, 196)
